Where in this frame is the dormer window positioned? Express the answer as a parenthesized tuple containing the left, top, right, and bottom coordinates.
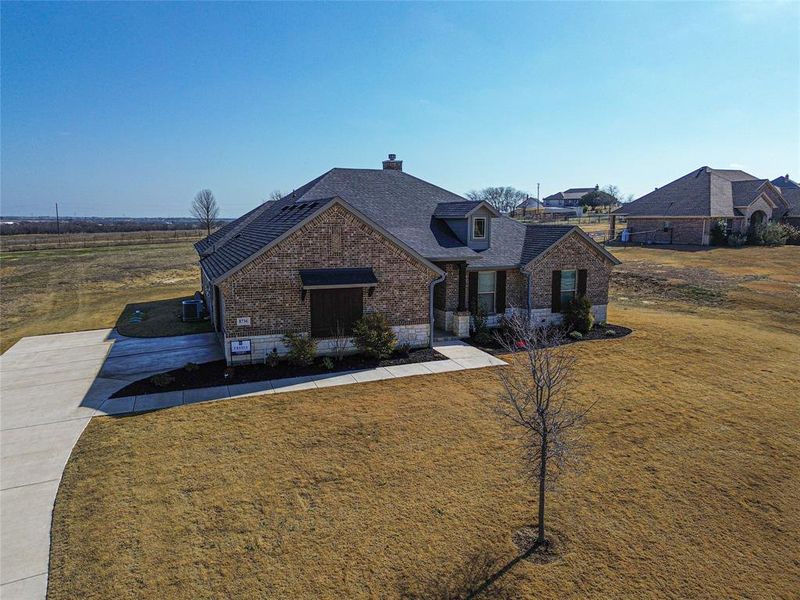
(472, 217, 487, 239)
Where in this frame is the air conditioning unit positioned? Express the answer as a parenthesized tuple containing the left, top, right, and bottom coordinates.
(181, 299, 203, 322)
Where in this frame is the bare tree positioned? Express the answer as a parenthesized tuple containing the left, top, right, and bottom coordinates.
(465, 187, 529, 215)
(268, 189, 283, 202)
(191, 189, 219, 236)
(330, 321, 350, 362)
(492, 312, 594, 548)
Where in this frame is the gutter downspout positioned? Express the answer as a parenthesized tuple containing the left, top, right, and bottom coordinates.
(525, 271, 532, 323)
(429, 271, 447, 348)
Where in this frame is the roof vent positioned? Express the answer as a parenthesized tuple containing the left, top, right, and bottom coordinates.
(382, 154, 403, 171)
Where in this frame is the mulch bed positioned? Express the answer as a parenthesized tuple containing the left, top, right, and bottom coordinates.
(111, 348, 447, 398)
(468, 323, 632, 355)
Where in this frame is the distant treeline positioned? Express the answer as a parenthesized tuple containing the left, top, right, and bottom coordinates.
(0, 217, 231, 235)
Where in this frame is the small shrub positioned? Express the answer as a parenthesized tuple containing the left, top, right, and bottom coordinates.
(472, 309, 493, 345)
(710, 219, 728, 246)
(394, 342, 412, 358)
(352, 313, 397, 359)
(150, 373, 175, 388)
(321, 356, 335, 370)
(569, 330, 583, 340)
(266, 348, 280, 368)
(727, 232, 747, 247)
(748, 222, 790, 246)
(784, 224, 800, 246)
(283, 332, 316, 367)
(562, 295, 594, 334)
(183, 362, 199, 373)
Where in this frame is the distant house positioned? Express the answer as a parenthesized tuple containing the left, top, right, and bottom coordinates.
(611, 167, 792, 245)
(510, 197, 544, 218)
(195, 155, 619, 364)
(543, 187, 595, 209)
(771, 174, 800, 228)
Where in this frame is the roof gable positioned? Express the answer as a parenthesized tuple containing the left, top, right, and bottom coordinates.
(203, 198, 444, 283)
(614, 166, 764, 218)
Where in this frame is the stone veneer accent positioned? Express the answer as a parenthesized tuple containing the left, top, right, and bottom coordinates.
(226, 324, 430, 364)
(217, 203, 439, 363)
(430, 232, 613, 337)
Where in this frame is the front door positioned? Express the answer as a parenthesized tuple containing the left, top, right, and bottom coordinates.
(310, 288, 364, 337)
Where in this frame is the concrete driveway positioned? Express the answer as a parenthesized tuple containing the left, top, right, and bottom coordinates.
(0, 329, 222, 599)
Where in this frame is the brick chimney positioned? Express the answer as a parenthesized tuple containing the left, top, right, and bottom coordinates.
(382, 153, 403, 171)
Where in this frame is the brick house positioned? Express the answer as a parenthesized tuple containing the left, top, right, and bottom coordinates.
(195, 155, 619, 364)
(771, 174, 800, 228)
(611, 167, 792, 245)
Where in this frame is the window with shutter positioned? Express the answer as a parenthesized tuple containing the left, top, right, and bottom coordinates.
(560, 269, 577, 308)
(310, 288, 363, 337)
(477, 271, 496, 314)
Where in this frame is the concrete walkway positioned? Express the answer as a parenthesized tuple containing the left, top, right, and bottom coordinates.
(0, 331, 502, 599)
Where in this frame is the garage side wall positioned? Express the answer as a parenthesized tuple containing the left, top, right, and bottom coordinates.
(218, 204, 438, 362)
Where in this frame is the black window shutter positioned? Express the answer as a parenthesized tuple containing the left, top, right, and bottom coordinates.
(468, 271, 478, 313)
(551, 270, 562, 313)
(496, 271, 507, 313)
(577, 269, 587, 297)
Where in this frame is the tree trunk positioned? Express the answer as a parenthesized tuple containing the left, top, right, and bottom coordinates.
(538, 434, 547, 546)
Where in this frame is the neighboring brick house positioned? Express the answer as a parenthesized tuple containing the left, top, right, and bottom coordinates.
(196, 155, 620, 364)
(771, 174, 800, 228)
(611, 167, 792, 245)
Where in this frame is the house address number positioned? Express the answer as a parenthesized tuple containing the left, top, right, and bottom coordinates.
(236, 316, 251, 326)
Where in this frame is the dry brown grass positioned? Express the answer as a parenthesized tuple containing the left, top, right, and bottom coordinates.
(49, 246, 800, 599)
(0, 243, 202, 353)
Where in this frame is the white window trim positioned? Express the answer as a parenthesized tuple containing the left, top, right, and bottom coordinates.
(472, 216, 487, 240)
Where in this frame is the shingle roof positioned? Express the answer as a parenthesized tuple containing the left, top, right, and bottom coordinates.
(772, 175, 800, 190)
(515, 198, 543, 210)
(614, 167, 761, 217)
(543, 188, 595, 202)
(731, 179, 769, 207)
(778, 188, 800, 218)
(520, 225, 574, 264)
(199, 198, 332, 280)
(432, 200, 484, 218)
(197, 167, 615, 280)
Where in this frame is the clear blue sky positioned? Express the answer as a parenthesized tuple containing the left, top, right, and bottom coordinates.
(2, 1, 798, 218)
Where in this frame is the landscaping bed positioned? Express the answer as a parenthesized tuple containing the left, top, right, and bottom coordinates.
(468, 323, 632, 355)
(110, 347, 447, 398)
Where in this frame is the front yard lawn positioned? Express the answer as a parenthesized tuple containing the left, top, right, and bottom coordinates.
(48, 304, 800, 599)
(115, 296, 213, 337)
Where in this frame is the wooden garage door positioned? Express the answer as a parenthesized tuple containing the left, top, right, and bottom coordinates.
(310, 288, 364, 337)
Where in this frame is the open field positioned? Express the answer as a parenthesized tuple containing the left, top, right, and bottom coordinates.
(0, 229, 206, 252)
(47, 245, 800, 599)
(0, 242, 203, 353)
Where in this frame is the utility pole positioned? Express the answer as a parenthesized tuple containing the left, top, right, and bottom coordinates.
(55, 202, 61, 247)
(537, 183, 540, 200)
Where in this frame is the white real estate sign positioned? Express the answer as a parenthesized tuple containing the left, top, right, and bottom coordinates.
(230, 340, 251, 355)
